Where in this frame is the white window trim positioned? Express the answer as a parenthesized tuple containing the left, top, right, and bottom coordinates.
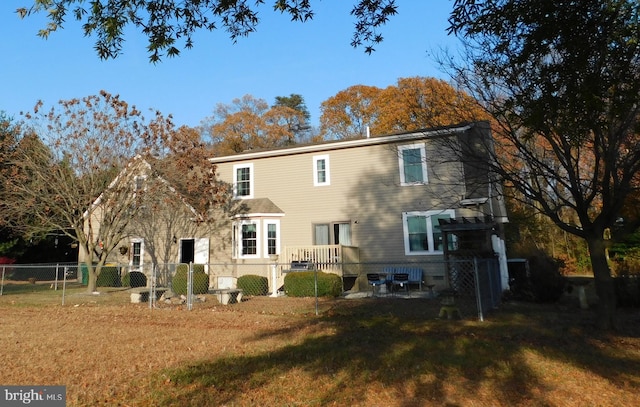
(263, 219, 281, 258)
(234, 219, 260, 259)
(130, 238, 144, 270)
(398, 144, 428, 186)
(313, 154, 330, 186)
(233, 163, 254, 199)
(402, 210, 455, 255)
(133, 175, 147, 192)
(232, 219, 282, 259)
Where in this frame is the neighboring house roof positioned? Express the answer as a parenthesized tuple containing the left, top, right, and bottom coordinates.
(210, 121, 480, 163)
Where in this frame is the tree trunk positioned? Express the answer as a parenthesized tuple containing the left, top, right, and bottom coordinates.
(587, 237, 617, 330)
(86, 265, 98, 293)
(83, 260, 102, 293)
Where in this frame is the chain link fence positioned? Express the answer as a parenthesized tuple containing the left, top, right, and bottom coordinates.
(0, 262, 80, 305)
(1, 258, 505, 319)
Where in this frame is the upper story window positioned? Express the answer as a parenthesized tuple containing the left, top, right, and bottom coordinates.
(233, 163, 254, 198)
(313, 155, 330, 186)
(402, 210, 455, 255)
(398, 144, 428, 185)
(134, 175, 146, 192)
(132, 175, 147, 209)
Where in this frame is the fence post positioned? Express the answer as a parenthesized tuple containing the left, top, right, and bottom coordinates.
(473, 257, 484, 322)
(187, 262, 193, 311)
(270, 255, 279, 298)
(314, 268, 319, 316)
(149, 264, 155, 310)
(62, 266, 68, 306)
(54, 263, 59, 291)
(1, 266, 5, 296)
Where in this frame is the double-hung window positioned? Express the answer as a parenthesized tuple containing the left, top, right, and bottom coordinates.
(233, 163, 253, 198)
(131, 239, 144, 270)
(241, 222, 258, 256)
(313, 155, 330, 186)
(232, 220, 259, 258)
(402, 210, 455, 255)
(264, 220, 280, 257)
(398, 144, 428, 185)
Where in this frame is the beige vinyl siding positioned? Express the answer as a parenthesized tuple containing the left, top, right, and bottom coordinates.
(214, 137, 467, 264)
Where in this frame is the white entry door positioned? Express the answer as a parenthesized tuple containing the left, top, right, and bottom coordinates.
(194, 238, 210, 273)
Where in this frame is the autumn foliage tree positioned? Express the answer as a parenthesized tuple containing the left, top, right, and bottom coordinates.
(447, 0, 640, 329)
(319, 77, 487, 139)
(319, 85, 381, 140)
(374, 77, 487, 134)
(202, 94, 310, 155)
(1, 91, 224, 292)
(125, 126, 232, 286)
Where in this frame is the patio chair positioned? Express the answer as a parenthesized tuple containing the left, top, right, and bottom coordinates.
(367, 273, 386, 297)
(392, 273, 410, 296)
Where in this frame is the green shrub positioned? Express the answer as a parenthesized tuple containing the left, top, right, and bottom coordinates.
(528, 255, 566, 303)
(284, 271, 342, 297)
(237, 275, 269, 296)
(172, 264, 209, 295)
(122, 271, 147, 288)
(615, 265, 640, 307)
(96, 266, 121, 287)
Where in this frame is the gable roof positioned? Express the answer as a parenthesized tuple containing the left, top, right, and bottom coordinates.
(209, 122, 482, 164)
(89, 154, 202, 220)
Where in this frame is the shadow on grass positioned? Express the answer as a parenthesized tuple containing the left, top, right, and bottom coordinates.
(143, 298, 640, 406)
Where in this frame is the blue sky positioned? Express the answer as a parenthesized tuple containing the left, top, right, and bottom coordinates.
(1, 1, 460, 129)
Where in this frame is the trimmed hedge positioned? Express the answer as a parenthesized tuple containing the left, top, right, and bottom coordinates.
(284, 271, 342, 297)
(615, 275, 640, 307)
(122, 271, 147, 288)
(237, 274, 269, 296)
(96, 266, 121, 287)
(172, 264, 209, 295)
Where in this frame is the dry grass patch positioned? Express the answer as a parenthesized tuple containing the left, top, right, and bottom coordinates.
(0, 286, 639, 406)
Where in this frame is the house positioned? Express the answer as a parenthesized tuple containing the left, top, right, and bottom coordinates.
(77, 154, 232, 287)
(208, 121, 509, 293)
(82, 121, 509, 295)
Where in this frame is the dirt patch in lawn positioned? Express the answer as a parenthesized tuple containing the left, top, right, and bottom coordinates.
(1, 288, 639, 406)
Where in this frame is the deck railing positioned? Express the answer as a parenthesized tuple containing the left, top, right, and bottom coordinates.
(281, 245, 360, 276)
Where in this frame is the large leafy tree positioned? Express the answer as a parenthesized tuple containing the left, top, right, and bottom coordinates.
(319, 84, 381, 140)
(0, 112, 25, 257)
(374, 77, 487, 134)
(202, 94, 308, 155)
(273, 94, 314, 141)
(319, 78, 486, 139)
(18, 0, 398, 62)
(125, 126, 232, 286)
(1, 91, 223, 292)
(447, 0, 640, 329)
